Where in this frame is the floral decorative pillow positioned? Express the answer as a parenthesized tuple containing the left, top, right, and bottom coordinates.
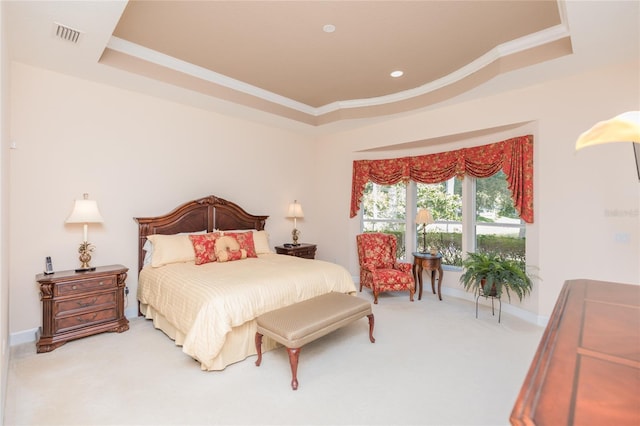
(214, 235, 247, 262)
(189, 233, 221, 265)
(224, 232, 257, 258)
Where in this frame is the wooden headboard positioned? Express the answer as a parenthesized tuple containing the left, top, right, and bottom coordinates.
(134, 195, 268, 273)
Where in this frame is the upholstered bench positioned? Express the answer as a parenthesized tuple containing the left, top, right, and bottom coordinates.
(255, 292, 375, 390)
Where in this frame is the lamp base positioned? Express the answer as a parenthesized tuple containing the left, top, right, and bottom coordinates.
(75, 266, 96, 273)
(291, 228, 300, 246)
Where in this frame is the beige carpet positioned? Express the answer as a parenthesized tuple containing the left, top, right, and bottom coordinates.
(5, 292, 543, 425)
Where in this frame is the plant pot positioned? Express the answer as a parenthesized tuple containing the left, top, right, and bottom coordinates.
(480, 279, 498, 297)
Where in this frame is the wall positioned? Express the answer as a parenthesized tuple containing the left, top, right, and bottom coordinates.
(8, 57, 640, 339)
(314, 59, 640, 321)
(0, 2, 10, 421)
(8, 62, 315, 338)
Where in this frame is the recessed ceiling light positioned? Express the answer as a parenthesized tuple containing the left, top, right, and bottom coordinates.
(323, 24, 336, 33)
(390, 70, 404, 78)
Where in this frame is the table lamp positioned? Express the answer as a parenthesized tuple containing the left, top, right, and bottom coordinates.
(66, 193, 104, 271)
(287, 200, 304, 246)
(416, 208, 434, 253)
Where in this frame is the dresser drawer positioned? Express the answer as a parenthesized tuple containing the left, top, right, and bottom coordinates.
(55, 307, 118, 334)
(55, 292, 116, 315)
(56, 276, 116, 296)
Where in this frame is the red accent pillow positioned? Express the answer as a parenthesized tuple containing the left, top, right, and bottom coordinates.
(189, 233, 221, 265)
(225, 232, 257, 258)
(225, 249, 244, 262)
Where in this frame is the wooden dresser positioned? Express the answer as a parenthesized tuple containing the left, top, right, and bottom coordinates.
(510, 279, 640, 425)
(36, 264, 129, 353)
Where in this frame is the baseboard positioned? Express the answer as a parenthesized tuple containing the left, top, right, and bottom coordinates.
(11, 286, 548, 347)
(354, 276, 549, 327)
(442, 286, 550, 327)
(10, 328, 38, 346)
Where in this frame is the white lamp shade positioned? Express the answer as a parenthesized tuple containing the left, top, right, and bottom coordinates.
(416, 208, 434, 225)
(66, 197, 104, 224)
(575, 111, 640, 150)
(287, 201, 304, 218)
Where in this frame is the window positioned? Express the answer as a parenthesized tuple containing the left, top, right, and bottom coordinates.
(416, 179, 462, 266)
(361, 182, 407, 258)
(362, 171, 526, 266)
(475, 170, 526, 268)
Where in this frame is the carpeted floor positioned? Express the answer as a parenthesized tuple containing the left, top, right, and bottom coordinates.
(5, 292, 543, 425)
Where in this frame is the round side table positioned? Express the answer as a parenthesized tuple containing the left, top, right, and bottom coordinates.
(412, 252, 444, 301)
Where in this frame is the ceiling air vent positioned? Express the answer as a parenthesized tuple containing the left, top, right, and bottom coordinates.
(54, 22, 82, 43)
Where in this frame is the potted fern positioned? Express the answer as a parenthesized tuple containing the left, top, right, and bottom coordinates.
(459, 252, 533, 302)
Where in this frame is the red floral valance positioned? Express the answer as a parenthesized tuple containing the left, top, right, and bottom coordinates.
(350, 135, 534, 223)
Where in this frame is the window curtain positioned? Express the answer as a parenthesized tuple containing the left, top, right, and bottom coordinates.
(350, 135, 534, 223)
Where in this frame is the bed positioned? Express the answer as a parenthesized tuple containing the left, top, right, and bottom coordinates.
(135, 195, 357, 371)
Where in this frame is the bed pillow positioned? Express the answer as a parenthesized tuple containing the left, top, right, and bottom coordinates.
(252, 230, 272, 254)
(189, 233, 222, 265)
(147, 234, 198, 267)
(143, 230, 207, 267)
(224, 232, 257, 258)
(221, 229, 272, 254)
(142, 239, 154, 267)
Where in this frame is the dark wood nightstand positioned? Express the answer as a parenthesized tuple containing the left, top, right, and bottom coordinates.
(36, 264, 129, 353)
(275, 243, 317, 259)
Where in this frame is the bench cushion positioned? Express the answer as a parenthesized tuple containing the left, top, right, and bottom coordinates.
(256, 292, 371, 348)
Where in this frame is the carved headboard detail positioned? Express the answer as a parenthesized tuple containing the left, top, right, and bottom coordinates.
(134, 195, 268, 273)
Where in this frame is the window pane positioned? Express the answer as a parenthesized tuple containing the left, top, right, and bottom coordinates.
(475, 171, 526, 267)
(363, 182, 406, 220)
(417, 178, 462, 266)
(362, 182, 406, 259)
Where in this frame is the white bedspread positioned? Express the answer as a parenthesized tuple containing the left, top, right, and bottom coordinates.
(138, 253, 357, 370)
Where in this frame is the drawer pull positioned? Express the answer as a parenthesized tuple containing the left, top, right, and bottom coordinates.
(76, 313, 99, 324)
(76, 297, 98, 308)
(99, 281, 104, 286)
(72, 285, 77, 290)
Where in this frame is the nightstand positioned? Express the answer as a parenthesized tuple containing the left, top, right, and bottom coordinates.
(275, 243, 317, 259)
(36, 264, 129, 353)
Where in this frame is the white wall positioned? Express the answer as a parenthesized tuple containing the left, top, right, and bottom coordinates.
(314, 59, 640, 320)
(0, 2, 10, 421)
(8, 57, 640, 339)
(9, 62, 315, 335)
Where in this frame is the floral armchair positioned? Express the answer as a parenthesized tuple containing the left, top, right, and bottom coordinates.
(356, 233, 415, 304)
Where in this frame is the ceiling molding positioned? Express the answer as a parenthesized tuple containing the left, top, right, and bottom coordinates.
(106, 21, 570, 121)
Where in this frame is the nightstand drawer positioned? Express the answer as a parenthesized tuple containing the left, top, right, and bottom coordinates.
(290, 247, 316, 258)
(56, 276, 116, 296)
(55, 307, 118, 334)
(275, 243, 317, 259)
(55, 292, 116, 315)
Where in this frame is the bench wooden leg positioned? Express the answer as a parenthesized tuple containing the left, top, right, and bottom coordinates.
(255, 332, 263, 366)
(367, 314, 376, 343)
(287, 347, 301, 390)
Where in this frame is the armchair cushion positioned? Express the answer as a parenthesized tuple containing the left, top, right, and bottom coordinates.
(394, 262, 413, 273)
